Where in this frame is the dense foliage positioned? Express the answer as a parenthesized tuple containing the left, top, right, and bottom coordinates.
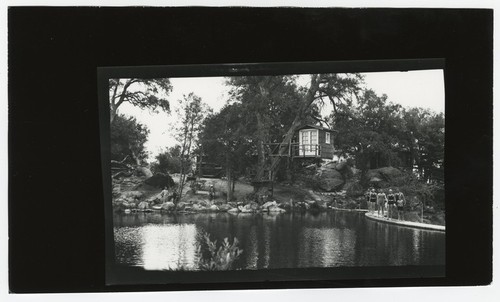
(110, 114, 150, 165)
(151, 145, 182, 174)
(331, 89, 444, 182)
(110, 74, 445, 207)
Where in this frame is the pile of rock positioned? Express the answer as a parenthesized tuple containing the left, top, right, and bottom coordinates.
(364, 167, 403, 188)
(316, 161, 353, 192)
(113, 190, 144, 210)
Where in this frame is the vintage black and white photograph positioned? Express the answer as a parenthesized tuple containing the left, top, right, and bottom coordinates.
(105, 67, 445, 277)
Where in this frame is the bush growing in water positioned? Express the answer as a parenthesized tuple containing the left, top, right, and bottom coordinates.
(195, 232, 243, 270)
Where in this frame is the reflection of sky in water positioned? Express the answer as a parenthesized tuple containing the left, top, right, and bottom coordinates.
(141, 224, 197, 270)
(299, 228, 356, 267)
(113, 212, 445, 270)
(245, 226, 259, 270)
(114, 224, 197, 270)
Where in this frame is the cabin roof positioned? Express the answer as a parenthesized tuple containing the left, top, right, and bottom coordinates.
(297, 124, 337, 132)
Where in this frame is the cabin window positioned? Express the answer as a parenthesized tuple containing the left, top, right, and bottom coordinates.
(325, 132, 331, 144)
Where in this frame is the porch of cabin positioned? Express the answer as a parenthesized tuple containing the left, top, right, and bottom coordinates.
(292, 143, 334, 159)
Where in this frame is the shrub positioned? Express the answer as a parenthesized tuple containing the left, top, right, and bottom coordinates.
(195, 232, 243, 271)
(391, 171, 445, 210)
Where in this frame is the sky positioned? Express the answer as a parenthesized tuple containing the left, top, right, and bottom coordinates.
(118, 69, 445, 160)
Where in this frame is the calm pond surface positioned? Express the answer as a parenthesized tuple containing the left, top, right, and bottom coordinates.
(113, 211, 445, 270)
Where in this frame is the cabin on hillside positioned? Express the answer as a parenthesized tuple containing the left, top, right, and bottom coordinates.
(195, 155, 223, 178)
(292, 124, 336, 159)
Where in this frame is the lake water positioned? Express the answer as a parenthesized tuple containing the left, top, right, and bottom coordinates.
(113, 211, 445, 270)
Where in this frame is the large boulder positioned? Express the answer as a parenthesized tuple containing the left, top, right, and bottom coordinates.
(136, 166, 153, 178)
(218, 204, 232, 212)
(192, 204, 205, 212)
(315, 162, 346, 192)
(239, 205, 255, 213)
(196, 200, 210, 207)
(318, 178, 344, 192)
(378, 167, 402, 178)
(176, 202, 187, 211)
(318, 167, 343, 179)
(365, 167, 403, 186)
(161, 202, 176, 211)
(208, 205, 219, 212)
(137, 201, 149, 210)
(335, 161, 354, 178)
(227, 207, 239, 213)
(247, 202, 260, 211)
(278, 199, 294, 210)
(144, 173, 175, 189)
(261, 201, 278, 211)
(268, 206, 286, 213)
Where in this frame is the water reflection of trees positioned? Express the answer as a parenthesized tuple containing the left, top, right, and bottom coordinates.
(113, 211, 445, 270)
(353, 219, 445, 266)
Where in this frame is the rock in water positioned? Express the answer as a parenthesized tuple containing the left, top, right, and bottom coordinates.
(227, 207, 239, 213)
(218, 204, 232, 211)
(240, 205, 255, 213)
(268, 206, 286, 213)
(177, 202, 187, 211)
(192, 204, 204, 212)
(209, 205, 219, 211)
(138, 201, 149, 210)
(262, 201, 278, 210)
(248, 202, 260, 210)
(161, 202, 176, 211)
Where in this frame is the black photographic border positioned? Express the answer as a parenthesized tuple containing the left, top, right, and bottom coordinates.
(8, 7, 492, 293)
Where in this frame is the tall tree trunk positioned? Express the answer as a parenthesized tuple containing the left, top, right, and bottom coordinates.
(110, 104, 117, 124)
(226, 153, 233, 203)
(255, 113, 267, 182)
(268, 75, 321, 178)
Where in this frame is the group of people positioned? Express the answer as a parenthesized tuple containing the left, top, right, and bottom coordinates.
(365, 188, 406, 220)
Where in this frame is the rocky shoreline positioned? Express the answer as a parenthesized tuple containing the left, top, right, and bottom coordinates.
(114, 198, 346, 214)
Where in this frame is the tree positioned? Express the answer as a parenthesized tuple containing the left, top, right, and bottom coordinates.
(332, 89, 404, 170)
(266, 73, 363, 180)
(109, 78, 172, 123)
(200, 103, 253, 202)
(329, 89, 444, 183)
(110, 114, 153, 177)
(151, 145, 182, 174)
(227, 76, 302, 184)
(111, 114, 149, 164)
(225, 74, 363, 194)
(174, 93, 211, 201)
(401, 108, 444, 181)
